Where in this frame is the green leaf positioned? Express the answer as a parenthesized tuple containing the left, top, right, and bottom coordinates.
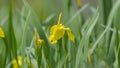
(22, 0, 53, 67)
(90, 0, 120, 54)
(67, 4, 89, 25)
(116, 23, 120, 68)
(118, 48, 120, 68)
(102, 0, 112, 25)
(56, 53, 68, 68)
(75, 9, 99, 68)
(8, 0, 18, 64)
(116, 25, 119, 52)
(21, 10, 31, 67)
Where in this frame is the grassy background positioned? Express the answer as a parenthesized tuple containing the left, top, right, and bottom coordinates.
(0, 0, 120, 68)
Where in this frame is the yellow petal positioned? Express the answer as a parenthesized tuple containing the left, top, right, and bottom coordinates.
(49, 35, 57, 44)
(12, 56, 22, 68)
(49, 24, 65, 44)
(66, 28, 75, 42)
(37, 39, 44, 45)
(18, 56, 22, 66)
(50, 25, 57, 35)
(53, 25, 65, 40)
(57, 12, 62, 24)
(0, 27, 5, 38)
(49, 25, 57, 44)
(77, 0, 82, 8)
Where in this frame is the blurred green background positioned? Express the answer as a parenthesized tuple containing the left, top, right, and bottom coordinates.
(0, 0, 120, 68)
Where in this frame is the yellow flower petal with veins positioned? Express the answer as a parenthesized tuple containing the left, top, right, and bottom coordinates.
(0, 27, 5, 38)
(49, 12, 75, 44)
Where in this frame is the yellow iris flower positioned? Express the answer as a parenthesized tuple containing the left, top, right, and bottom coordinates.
(34, 30, 44, 45)
(0, 27, 5, 38)
(12, 56, 22, 68)
(77, 0, 82, 8)
(49, 12, 75, 44)
(12, 56, 34, 68)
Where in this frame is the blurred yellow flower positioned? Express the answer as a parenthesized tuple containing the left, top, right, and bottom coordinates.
(12, 56, 34, 68)
(0, 27, 5, 38)
(49, 12, 75, 44)
(87, 52, 92, 65)
(37, 39, 44, 45)
(77, 0, 82, 8)
(34, 29, 44, 46)
(12, 56, 22, 68)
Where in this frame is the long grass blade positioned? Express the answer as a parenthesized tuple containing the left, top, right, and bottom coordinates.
(90, 0, 120, 54)
(75, 9, 99, 68)
(22, 0, 52, 67)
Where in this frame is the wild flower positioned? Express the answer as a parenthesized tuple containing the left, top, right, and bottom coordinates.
(49, 12, 75, 44)
(77, 0, 82, 8)
(0, 27, 5, 38)
(12, 56, 22, 68)
(12, 56, 34, 68)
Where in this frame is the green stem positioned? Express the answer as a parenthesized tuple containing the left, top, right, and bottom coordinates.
(9, 0, 18, 67)
(102, 0, 113, 64)
(102, 0, 112, 25)
(21, 11, 31, 68)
